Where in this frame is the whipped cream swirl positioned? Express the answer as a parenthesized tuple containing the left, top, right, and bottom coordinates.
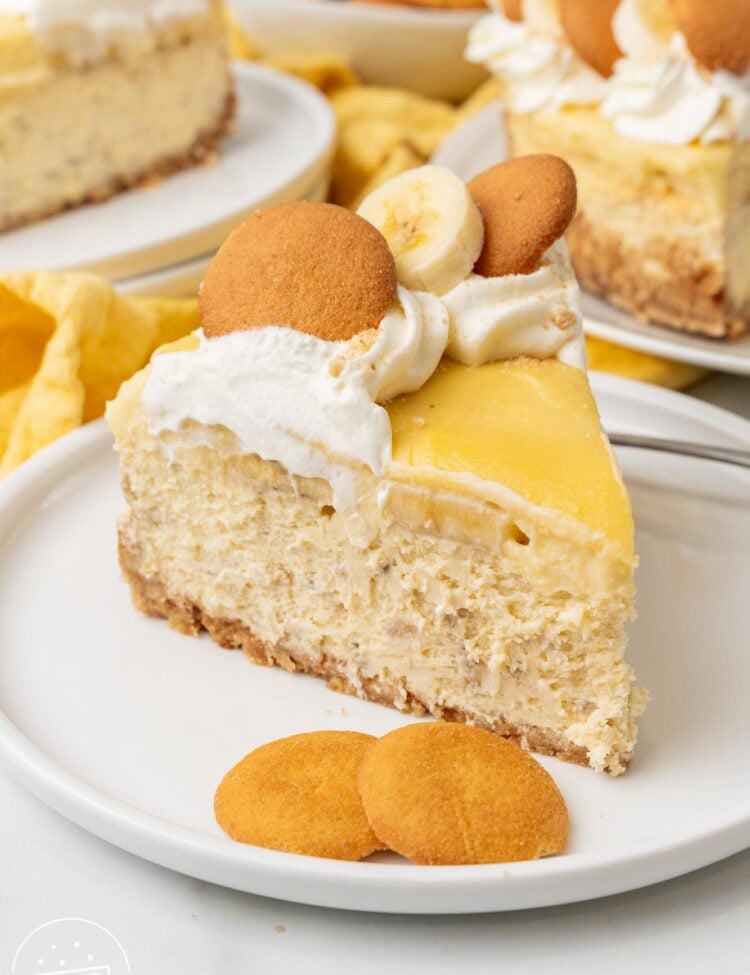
(602, 32, 750, 145)
(338, 289, 449, 403)
(441, 241, 584, 368)
(144, 287, 448, 510)
(466, 9, 606, 113)
(467, 0, 750, 145)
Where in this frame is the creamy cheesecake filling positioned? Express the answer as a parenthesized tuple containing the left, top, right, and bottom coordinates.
(467, 0, 750, 146)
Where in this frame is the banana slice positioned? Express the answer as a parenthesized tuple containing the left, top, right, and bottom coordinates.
(357, 165, 484, 297)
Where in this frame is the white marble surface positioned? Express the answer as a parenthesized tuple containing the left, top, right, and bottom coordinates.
(1, 374, 748, 973)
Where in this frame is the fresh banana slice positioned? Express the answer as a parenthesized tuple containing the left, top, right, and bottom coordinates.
(357, 165, 484, 297)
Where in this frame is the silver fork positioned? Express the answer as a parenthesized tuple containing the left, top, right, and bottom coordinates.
(608, 433, 750, 470)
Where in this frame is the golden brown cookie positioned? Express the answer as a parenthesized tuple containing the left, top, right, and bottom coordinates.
(468, 155, 577, 277)
(560, 0, 622, 77)
(215, 731, 383, 860)
(200, 201, 397, 342)
(674, 0, 750, 74)
(358, 723, 569, 865)
(501, 0, 523, 20)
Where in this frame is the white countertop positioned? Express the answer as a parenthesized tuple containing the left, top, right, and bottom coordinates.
(2, 373, 748, 973)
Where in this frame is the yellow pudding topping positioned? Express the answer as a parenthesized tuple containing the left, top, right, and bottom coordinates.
(388, 357, 633, 555)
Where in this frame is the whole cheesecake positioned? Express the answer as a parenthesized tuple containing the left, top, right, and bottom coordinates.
(107, 160, 647, 775)
(0, 0, 234, 232)
(467, 0, 750, 339)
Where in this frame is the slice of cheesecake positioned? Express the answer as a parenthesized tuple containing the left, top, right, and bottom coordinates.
(505, 96, 750, 340)
(107, 162, 646, 774)
(466, 0, 750, 339)
(0, 0, 234, 233)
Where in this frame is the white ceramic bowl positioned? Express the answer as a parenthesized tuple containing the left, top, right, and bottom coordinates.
(230, 0, 488, 101)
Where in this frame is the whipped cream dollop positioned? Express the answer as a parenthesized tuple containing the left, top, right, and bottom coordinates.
(337, 289, 449, 403)
(601, 32, 750, 145)
(144, 287, 448, 510)
(442, 241, 584, 368)
(611, 0, 674, 61)
(467, 0, 750, 145)
(466, 7, 606, 113)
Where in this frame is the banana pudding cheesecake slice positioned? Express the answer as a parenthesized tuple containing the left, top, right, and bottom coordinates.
(0, 0, 233, 232)
(107, 158, 646, 775)
(467, 0, 750, 339)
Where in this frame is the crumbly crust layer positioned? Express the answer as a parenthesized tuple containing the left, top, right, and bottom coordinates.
(119, 532, 620, 772)
(567, 212, 747, 340)
(0, 86, 235, 234)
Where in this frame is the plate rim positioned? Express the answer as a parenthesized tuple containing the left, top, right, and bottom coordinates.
(432, 100, 750, 378)
(0, 62, 336, 281)
(1, 376, 749, 914)
(235, 0, 483, 29)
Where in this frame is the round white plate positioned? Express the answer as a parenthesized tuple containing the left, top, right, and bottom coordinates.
(231, 0, 487, 101)
(433, 102, 750, 377)
(0, 63, 335, 282)
(0, 376, 749, 914)
(114, 174, 330, 298)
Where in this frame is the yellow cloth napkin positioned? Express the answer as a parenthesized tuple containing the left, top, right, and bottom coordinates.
(0, 20, 706, 477)
(0, 272, 198, 478)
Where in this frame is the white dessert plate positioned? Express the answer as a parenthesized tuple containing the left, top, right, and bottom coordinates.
(231, 0, 487, 101)
(0, 376, 749, 914)
(433, 102, 750, 377)
(0, 62, 335, 282)
(114, 174, 330, 298)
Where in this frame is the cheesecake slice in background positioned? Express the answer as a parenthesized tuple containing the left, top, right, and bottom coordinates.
(466, 0, 750, 339)
(0, 0, 234, 232)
